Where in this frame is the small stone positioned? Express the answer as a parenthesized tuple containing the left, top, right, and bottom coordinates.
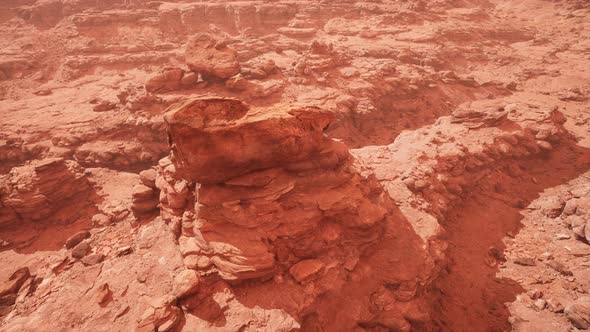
(145, 68, 184, 93)
(402, 177, 415, 188)
(565, 297, 590, 329)
(563, 199, 578, 216)
(196, 256, 212, 269)
(132, 198, 159, 214)
(114, 305, 130, 319)
(96, 283, 111, 305)
(183, 255, 199, 270)
(157, 318, 177, 332)
(535, 129, 551, 140)
(542, 197, 565, 218)
(81, 253, 105, 266)
(514, 256, 536, 266)
(547, 299, 564, 313)
(289, 259, 325, 283)
(537, 140, 552, 150)
(173, 269, 199, 298)
(180, 72, 199, 86)
(64, 230, 90, 249)
(528, 289, 543, 300)
(116, 246, 132, 257)
(139, 169, 157, 188)
(534, 299, 547, 311)
(344, 256, 359, 271)
(547, 260, 573, 276)
(181, 221, 194, 236)
(34, 89, 52, 96)
(555, 233, 571, 240)
(414, 179, 428, 190)
(569, 215, 586, 238)
(538, 252, 553, 261)
(71, 241, 90, 259)
(93, 100, 116, 112)
(132, 185, 155, 199)
(92, 213, 113, 227)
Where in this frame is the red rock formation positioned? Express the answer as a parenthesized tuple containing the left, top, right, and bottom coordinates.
(0, 158, 92, 226)
(155, 96, 433, 329)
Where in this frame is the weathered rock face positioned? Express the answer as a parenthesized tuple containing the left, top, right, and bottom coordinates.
(0, 158, 92, 226)
(184, 33, 240, 79)
(160, 97, 386, 279)
(164, 97, 347, 184)
(155, 96, 432, 329)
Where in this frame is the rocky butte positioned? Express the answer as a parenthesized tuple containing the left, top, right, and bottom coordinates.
(1, 1, 590, 332)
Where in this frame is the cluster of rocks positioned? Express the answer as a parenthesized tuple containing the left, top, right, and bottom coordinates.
(145, 68, 203, 93)
(0, 138, 46, 174)
(144, 32, 239, 95)
(74, 139, 167, 171)
(143, 32, 286, 99)
(0, 267, 40, 318)
(136, 295, 182, 332)
(499, 170, 590, 331)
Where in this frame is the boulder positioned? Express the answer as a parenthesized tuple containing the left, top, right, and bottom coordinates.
(546, 260, 573, 276)
(81, 253, 105, 266)
(64, 230, 90, 249)
(132, 184, 158, 215)
(71, 240, 90, 259)
(92, 213, 113, 227)
(289, 259, 325, 283)
(145, 68, 184, 93)
(184, 33, 240, 79)
(139, 169, 157, 188)
(565, 297, 590, 329)
(163, 97, 346, 184)
(172, 269, 199, 298)
(96, 283, 111, 305)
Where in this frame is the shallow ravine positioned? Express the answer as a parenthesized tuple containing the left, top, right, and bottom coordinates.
(430, 141, 590, 331)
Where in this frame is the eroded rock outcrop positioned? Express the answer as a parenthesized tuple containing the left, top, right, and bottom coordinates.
(154, 96, 433, 329)
(0, 158, 92, 226)
(352, 99, 570, 241)
(158, 97, 382, 279)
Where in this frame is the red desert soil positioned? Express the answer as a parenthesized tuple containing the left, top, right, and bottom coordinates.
(1, 1, 590, 332)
